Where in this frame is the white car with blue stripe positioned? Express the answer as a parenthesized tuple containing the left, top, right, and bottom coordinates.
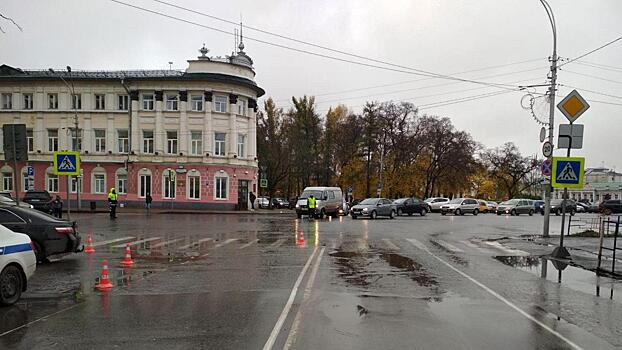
(0, 224, 36, 305)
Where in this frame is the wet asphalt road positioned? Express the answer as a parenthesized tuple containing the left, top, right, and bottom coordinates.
(1, 211, 621, 349)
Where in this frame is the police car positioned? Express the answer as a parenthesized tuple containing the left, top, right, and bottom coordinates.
(0, 224, 36, 305)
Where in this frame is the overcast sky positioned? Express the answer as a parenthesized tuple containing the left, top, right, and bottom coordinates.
(1, 0, 621, 170)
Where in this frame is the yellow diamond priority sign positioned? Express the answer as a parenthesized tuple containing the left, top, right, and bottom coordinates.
(557, 89, 590, 123)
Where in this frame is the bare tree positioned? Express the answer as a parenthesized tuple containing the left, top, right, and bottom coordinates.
(0, 12, 23, 34)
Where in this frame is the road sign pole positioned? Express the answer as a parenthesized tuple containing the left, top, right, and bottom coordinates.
(542, 18, 557, 239)
(552, 137, 573, 259)
(66, 175, 71, 220)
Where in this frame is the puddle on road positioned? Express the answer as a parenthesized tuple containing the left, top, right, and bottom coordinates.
(495, 256, 620, 301)
(379, 253, 438, 287)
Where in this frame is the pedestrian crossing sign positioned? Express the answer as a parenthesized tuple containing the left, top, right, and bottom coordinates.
(551, 156, 584, 188)
(53, 151, 80, 176)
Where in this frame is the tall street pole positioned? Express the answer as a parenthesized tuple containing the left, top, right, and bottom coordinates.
(540, 0, 557, 238)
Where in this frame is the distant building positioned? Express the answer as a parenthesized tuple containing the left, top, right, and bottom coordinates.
(0, 40, 264, 210)
(553, 167, 622, 202)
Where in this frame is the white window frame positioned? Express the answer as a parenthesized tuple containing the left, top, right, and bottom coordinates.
(70, 129, 82, 151)
(23, 93, 33, 110)
(190, 95, 203, 111)
(238, 98, 247, 116)
(118, 95, 129, 110)
(94, 129, 106, 153)
(214, 132, 226, 157)
(166, 94, 178, 111)
(190, 131, 202, 155)
(166, 131, 178, 154)
(26, 129, 34, 152)
(162, 169, 176, 199)
(70, 175, 82, 194)
(214, 95, 228, 113)
(2, 172, 13, 192)
(117, 129, 129, 153)
(93, 173, 106, 194)
(48, 93, 58, 109)
(46, 170, 58, 193)
(237, 134, 246, 158)
(95, 94, 106, 110)
(215, 175, 228, 200)
(116, 169, 128, 194)
(138, 170, 152, 198)
(143, 130, 154, 154)
(187, 171, 201, 200)
(48, 129, 58, 152)
(72, 93, 81, 110)
(21, 169, 29, 192)
(1, 93, 12, 109)
(142, 94, 154, 110)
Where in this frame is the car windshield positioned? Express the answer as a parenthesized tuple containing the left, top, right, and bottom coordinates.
(393, 198, 408, 204)
(300, 190, 324, 199)
(449, 198, 463, 204)
(359, 198, 379, 205)
(24, 192, 50, 200)
(501, 199, 519, 205)
(0, 196, 16, 204)
(424, 198, 434, 203)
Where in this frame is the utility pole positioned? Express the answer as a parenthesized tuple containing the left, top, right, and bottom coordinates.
(540, 0, 557, 238)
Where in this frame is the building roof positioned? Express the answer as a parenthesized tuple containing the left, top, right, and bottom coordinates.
(0, 64, 265, 97)
(585, 167, 622, 177)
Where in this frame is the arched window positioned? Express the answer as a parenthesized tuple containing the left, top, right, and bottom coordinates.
(138, 168, 152, 198)
(0, 165, 13, 192)
(116, 168, 128, 194)
(45, 167, 58, 193)
(162, 168, 176, 199)
(187, 169, 201, 200)
(91, 166, 106, 194)
(214, 170, 228, 200)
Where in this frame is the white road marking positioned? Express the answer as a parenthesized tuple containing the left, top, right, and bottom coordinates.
(483, 241, 530, 256)
(239, 239, 259, 250)
(263, 246, 319, 350)
(407, 238, 584, 350)
(150, 238, 185, 248)
(269, 238, 286, 248)
(434, 240, 464, 253)
(92, 236, 135, 247)
(214, 238, 238, 248)
(112, 237, 161, 248)
(382, 238, 400, 251)
(177, 237, 213, 250)
(283, 247, 325, 349)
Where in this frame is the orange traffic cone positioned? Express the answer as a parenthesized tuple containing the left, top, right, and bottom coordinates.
(84, 234, 95, 254)
(96, 259, 113, 290)
(120, 243, 134, 267)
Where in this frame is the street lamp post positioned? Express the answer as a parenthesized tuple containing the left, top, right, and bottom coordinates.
(540, 0, 557, 239)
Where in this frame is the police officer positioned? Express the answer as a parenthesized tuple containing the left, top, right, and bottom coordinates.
(108, 188, 118, 219)
(307, 194, 316, 219)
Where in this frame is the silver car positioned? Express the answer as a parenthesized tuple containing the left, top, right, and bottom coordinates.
(425, 197, 450, 212)
(440, 198, 480, 215)
(496, 199, 535, 216)
(350, 198, 396, 219)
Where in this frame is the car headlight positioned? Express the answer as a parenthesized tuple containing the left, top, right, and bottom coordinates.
(296, 204, 300, 208)
(362, 207, 368, 212)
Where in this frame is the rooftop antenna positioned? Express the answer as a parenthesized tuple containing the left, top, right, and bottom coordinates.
(234, 28, 238, 55)
(168, 61, 173, 70)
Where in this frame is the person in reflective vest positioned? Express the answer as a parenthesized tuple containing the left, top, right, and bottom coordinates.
(307, 195, 316, 218)
(108, 188, 118, 219)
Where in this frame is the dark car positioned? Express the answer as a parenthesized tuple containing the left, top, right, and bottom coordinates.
(271, 198, 288, 209)
(350, 198, 396, 219)
(600, 200, 622, 215)
(0, 206, 82, 262)
(534, 200, 545, 213)
(393, 197, 429, 216)
(22, 191, 54, 214)
(288, 197, 298, 209)
(543, 199, 576, 216)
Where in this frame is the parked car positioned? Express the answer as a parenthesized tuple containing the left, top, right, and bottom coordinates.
(544, 199, 576, 216)
(496, 199, 535, 216)
(288, 197, 298, 209)
(588, 202, 600, 213)
(576, 202, 587, 213)
(295, 187, 344, 219)
(600, 200, 622, 215)
(0, 195, 34, 209)
(478, 200, 490, 214)
(425, 197, 450, 212)
(534, 200, 545, 213)
(393, 197, 429, 216)
(256, 197, 269, 209)
(271, 198, 288, 209)
(0, 225, 36, 305)
(486, 201, 498, 213)
(22, 191, 54, 214)
(0, 206, 82, 262)
(350, 198, 396, 219)
(440, 198, 479, 216)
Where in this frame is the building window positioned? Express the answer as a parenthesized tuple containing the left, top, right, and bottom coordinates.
(166, 94, 178, 111)
(191, 95, 203, 111)
(142, 130, 154, 154)
(21, 169, 29, 192)
(237, 134, 246, 158)
(116, 169, 128, 194)
(70, 176, 83, 194)
(23, 93, 33, 110)
(190, 131, 202, 155)
(26, 129, 33, 152)
(215, 176, 227, 199)
(166, 131, 178, 154)
(214, 95, 227, 113)
(117, 129, 129, 153)
(48, 93, 58, 109)
(163, 170, 176, 199)
(188, 172, 200, 199)
(93, 174, 106, 194)
(214, 132, 226, 156)
(46, 169, 58, 193)
(2, 171, 12, 192)
(139, 170, 152, 198)
(142, 94, 154, 110)
(118, 95, 129, 110)
(48, 129, 58, 152)
(71, 94, 81, 110)
(70, 129, 82, 151)
(1, 93, 12, 109)
(95, 94, 106, 110)
(94, 129, 106, 153)
(238, 98, 247, 116)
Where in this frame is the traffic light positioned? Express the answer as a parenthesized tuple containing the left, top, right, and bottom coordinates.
(3, 124, 28, 162)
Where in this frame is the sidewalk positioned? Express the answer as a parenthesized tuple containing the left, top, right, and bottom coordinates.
(64, 208, 294, 215)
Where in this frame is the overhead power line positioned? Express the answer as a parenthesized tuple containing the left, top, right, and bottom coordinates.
(559, 35, 622, 68)
(572, 60, 622, 73)
(109, 0, 526, 91)
(558, 84, 622, 100)
(561, 69, 622, 85)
